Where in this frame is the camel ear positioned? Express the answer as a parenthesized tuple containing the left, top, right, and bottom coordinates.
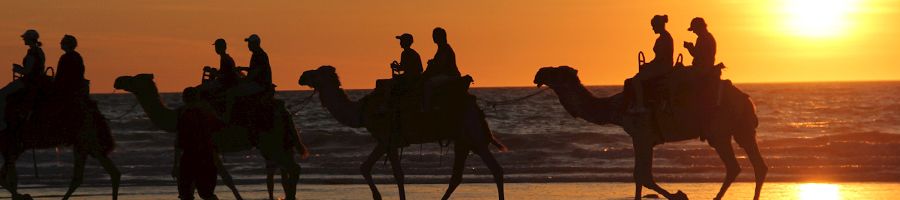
(318, 65, 336, 74)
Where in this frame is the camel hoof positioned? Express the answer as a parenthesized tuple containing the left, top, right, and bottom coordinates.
(670, 190, 688, 200)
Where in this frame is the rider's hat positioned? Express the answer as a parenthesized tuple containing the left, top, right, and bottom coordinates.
(21, 29, 39, 40)
(244, 34, 261, 43)
(688, 17, 707, 31)
(395, 33, 413, 42)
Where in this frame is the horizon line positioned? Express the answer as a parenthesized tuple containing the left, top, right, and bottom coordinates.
(93, 79, 900, 94)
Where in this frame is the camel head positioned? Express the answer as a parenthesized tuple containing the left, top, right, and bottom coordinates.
(298, 65, 342, 89)
(533, 66, 582, 88)
(114, 73, 160, 95)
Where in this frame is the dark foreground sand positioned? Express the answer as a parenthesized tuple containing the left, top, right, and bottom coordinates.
(2, 182, 897, 199)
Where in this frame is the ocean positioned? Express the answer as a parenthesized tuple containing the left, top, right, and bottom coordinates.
(3, 82, 900, 199)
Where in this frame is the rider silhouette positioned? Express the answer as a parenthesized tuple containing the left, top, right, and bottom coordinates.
(422, 27, 460, 111)
(54, 35, 86, 97)
(684, 17, 720, 137)
(213, 39, 238, 89)
(392, 33, 423, 83)
(627, 15, 674, 113)
(0, 29, 47, 131)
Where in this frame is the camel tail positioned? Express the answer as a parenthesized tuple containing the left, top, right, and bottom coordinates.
(481, 115, 508, 152)
(298, 142, 311, 159)
(491, 134, 509, 152)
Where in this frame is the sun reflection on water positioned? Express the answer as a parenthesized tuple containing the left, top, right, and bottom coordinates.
(797, 183, 840, 200)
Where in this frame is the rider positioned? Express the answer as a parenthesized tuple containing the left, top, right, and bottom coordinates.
(0, 29, 46, 131)
(54, 35, 87, 97)
(381, 33, 424, 111)
(627, 15, 674, 113)
(213, 38, 238, 89)
(391, 33, 423, 85)
(684, 17, 717, 71)
(244, 34, 273, 96)
(684, 17, 719, 137)
(422, 27, 460, 111)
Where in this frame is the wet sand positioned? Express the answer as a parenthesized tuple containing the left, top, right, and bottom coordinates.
(3, 182, 897, 199)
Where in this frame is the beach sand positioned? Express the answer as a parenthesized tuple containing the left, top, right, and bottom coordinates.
(3, 182, 897, 199)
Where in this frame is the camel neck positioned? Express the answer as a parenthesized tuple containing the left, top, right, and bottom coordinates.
(549, 83, 620, 126)
(316, 85, 365, 128)
(132, 87, 178, 132)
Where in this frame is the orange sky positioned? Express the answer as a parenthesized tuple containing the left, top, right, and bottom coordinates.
(1, 0, 898, 92)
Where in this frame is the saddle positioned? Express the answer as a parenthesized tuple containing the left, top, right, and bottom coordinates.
(627, 60, 730, 143)
(369, 75, 476, 147)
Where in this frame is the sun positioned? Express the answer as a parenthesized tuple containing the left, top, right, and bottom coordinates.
(797, 183, 841, 200)
(782, 0, 859, 38)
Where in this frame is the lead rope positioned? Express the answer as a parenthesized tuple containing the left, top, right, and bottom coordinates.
(289, 90, 317, 116)
(476, 87, 550, 109)
(108, 89, 141, 121)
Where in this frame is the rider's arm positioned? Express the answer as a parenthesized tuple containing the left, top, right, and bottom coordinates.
(22, 54, 35, 75)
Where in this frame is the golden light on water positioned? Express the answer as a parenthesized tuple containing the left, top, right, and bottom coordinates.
(797, 183, 841, 200)
(782, 0, 860, 38)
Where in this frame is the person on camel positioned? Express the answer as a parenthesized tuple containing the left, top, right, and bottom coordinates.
(0, 29, 47, 131)
(53, 35, 87, 98)
(381, 33, 424, 112)
(627, 15, 674, 113)
(391, 33, 423, 87)
(223, 34, 275, 141)
(684, 17, 719, 137)
(175, 87, 224, 200)
(212, 38, 238, 90)
(422, 27, 460, 111)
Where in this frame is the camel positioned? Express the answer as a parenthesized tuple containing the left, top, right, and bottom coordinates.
(532, 66, 767, 200)
(0, 88, 120, 200)
(113, 74, 308, 200)
(298, 65, 507, 200)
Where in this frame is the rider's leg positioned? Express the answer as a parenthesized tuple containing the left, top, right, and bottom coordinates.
(629, 77, 648, 113)
(0, 80, 25, 131)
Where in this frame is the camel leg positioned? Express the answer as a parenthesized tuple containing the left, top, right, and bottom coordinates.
(1, 153, 28, 199)
(266, 149, 300, 200)
(266, 159, 277, 200)
(386, 148, 406, 200)
(62, 152, 87, 200)
(472, 145, 505, 200)
(632, 142, 681, 200)
(711, 139, 740, 200)
(441, 146, 469, 200)
(735, 132, 767, 200)
(215, 154, 242, 200)
(90, 152, 120, 200)
(361, 145, 387, 200)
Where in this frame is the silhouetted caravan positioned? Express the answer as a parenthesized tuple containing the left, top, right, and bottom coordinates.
(299, 65, 508, 200)
(1, 32, 121, 200)
(114, 36, 309, 200)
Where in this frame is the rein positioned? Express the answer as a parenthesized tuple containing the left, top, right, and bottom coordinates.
(289, 90, 318, 116)
(107, 89, 141, 121)
(477, 87, 550, 108)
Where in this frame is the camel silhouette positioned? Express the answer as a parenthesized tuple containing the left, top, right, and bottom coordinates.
(0, 89, 120, 200)
(298, 65, 507, 200)
(533, 66, 767, 200)
(113, 74, 308, 200)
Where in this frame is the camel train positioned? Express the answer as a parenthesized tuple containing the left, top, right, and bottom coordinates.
(2, 21, 767, 200)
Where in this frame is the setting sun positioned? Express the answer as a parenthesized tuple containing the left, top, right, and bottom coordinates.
(797, 183, 841, 200)
(782, 0, 860, 38)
